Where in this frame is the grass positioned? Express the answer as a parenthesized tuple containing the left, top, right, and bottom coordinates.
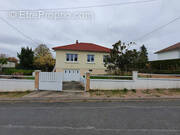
(142, 89, 151, 94)
(0, 91, 32, 98)
(90, 76, 132, 80)
(89, 88, 180, 98)
(131, 89, 136, 93)
(22, 77, 35, 80)
(89, 89, 130, 97)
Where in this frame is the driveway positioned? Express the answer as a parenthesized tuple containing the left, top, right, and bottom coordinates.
(63, 81, 84, 91)
(0, 100, 180, 135)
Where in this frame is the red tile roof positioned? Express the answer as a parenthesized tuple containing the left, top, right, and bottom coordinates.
(53, 42, 111, 53)
(155, 42, 180, 54)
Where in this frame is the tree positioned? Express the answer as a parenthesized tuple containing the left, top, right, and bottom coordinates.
(138, 45, 148, 69)
(105, 40, 136, 72)
(0, 54, 8, 71)
(106, 41, 149, 73)
(17, 47, 34, 69)
(34, 44, 55, 71)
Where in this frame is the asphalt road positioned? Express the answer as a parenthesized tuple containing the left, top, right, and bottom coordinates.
(0, 100, 180, 135)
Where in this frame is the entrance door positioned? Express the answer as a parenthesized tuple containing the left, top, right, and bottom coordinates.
(63, 69, 80, 81)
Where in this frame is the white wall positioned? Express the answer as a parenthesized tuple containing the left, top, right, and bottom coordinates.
(90, 72, 180, 90)
(157, 50, 180, 60)
(2, 62, 16, 68)
(0, 79, 34, 91)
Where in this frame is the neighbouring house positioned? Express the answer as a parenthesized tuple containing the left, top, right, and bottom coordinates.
(155, 42, 180, 60)
(53, 40, 111, 76)
(2, 62, 16, 68)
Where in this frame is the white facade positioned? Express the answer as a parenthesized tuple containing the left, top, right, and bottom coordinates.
(157, 50, 180, 60)
(2, 62, 16, 68)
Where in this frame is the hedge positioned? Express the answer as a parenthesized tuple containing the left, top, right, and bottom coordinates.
(139, 69, 180, 74)
(1, 68, 34, 75)
(149, 59, 180, 70)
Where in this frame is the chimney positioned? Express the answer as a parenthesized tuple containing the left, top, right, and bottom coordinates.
(76, 40, 78, 44)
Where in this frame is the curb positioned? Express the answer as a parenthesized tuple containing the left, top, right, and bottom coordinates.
(0, 97, 180, 103)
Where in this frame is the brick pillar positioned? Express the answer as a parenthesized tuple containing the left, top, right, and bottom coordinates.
(85, 72, 90, 91)
(35, 71, 40, 90)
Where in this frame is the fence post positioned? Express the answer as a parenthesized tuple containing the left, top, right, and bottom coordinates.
(133, 71, 138, 81)
(85, 72, 90, 91)
(35, 71, 40, 90)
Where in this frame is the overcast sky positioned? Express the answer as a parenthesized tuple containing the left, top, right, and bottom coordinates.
(0, 0, 179, 60)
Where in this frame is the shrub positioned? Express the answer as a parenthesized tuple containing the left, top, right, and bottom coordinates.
(131, 89, 136, 93)
(1, 68, 34, 75)
(123, 88, 128, 93)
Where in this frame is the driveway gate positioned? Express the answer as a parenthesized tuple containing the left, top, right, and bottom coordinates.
(39, 72, 63, 91)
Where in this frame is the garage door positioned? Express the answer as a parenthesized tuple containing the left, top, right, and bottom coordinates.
(63, 69, 80, 81)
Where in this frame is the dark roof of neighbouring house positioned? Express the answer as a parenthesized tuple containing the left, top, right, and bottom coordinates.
(52, 41, 111, 53)
(155, 42, 180, 54)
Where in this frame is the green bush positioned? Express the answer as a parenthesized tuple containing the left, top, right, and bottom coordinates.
(1, 68, 34, 75)
(139, 69, 180, 74)
(149, 59, 180, 70)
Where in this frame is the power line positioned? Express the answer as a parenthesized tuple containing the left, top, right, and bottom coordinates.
(0, 0, 158, 12)
(135, 16, 180, 41)
(0, 16, 39, 45)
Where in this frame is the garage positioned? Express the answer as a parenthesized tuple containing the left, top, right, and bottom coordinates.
(63, 69, 81, 81)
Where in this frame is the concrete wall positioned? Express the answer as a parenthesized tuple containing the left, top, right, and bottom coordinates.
(157, 50, 180, 60)
(55, 50, 109, 75)
(0, 79, 34, 91)
(90, 72, 180, 90)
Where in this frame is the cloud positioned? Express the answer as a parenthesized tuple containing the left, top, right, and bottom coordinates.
(0, 0, 179, 60)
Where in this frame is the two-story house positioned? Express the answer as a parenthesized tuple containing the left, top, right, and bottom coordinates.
(155, 42, 180, 60)
(53, 40, 111, 76)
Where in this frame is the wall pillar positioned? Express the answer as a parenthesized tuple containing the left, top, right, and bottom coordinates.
(133, 71, 138, 81)
(35, 71, 40, 90)
(85, 72, 90, 91)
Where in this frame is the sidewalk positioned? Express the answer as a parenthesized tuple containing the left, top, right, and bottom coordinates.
(0, 89, 180, 102)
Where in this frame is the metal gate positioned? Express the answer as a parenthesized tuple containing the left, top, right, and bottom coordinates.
(39, 72, 63, 91)
(63, 69, 80, 81)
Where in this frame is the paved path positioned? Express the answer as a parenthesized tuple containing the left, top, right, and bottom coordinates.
(63, 81, 84, 91)
(0, 101, 180, 135)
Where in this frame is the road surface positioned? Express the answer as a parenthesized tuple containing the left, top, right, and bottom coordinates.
(0, 100, 180, 135)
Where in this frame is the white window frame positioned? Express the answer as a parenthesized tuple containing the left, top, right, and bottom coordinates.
(87, 54, 95, 63)
(66, 54, 78, 62)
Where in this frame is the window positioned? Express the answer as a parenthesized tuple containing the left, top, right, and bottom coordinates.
(103, 55, 109, 63)
(87, 55, 94, 62)
(66, 54, 78, 62)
